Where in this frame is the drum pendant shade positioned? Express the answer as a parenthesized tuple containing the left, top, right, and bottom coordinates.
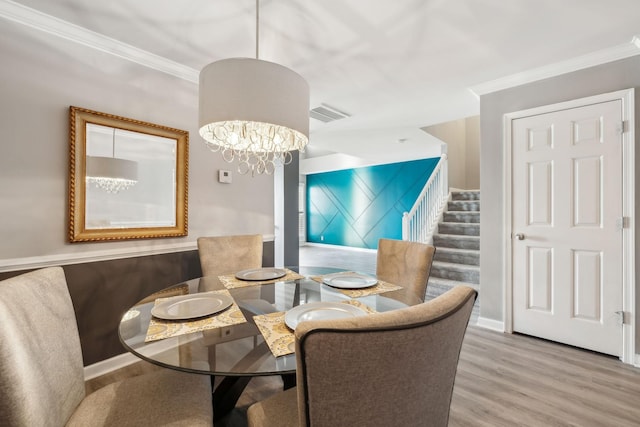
(198, 57, 310, 175)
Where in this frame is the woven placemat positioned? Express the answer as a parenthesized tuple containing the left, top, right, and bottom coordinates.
(145, 289, 247, 342)
(310, 271, 402, 298)
(219, 268, 304, 289)
(253, 300, 376, 357)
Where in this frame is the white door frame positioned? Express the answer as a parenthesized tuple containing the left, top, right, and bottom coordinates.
(503, 88, 635, 365)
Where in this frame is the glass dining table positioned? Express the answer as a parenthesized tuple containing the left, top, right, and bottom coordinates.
(118, 266, 421, 421)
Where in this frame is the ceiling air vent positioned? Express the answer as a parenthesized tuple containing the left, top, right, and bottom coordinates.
(309, 104, 350, 123)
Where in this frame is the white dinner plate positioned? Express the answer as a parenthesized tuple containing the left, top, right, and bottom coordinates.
(322, 274, 378, 289)
(235, 268, 287, 281)
(151, 293, 233, 320)
(285, 302, 367, 330)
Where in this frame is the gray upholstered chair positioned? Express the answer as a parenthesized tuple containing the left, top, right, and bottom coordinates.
(247, 285, 477, 427)
(0, 267, 213, 427)
(376, 237, 436, 302)
(197, 234, 263, 277)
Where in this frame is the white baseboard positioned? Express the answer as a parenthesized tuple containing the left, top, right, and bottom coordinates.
(476, 316, 505, 332)
(634, 353, 640, 368)
(84, 352, 140, 381)
(301, 242, 377, 253)
(84, 333, 203, 381)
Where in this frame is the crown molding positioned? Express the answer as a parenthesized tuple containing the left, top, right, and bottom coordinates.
(0, 0, 199, 83)
(470, 35, 640, 96)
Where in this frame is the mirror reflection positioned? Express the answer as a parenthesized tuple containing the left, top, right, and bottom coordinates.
(69, 107, 188, 242)
(85, 124, 177, 229)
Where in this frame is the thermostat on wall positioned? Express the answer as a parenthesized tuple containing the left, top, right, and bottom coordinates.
(219, 170, 232, 184)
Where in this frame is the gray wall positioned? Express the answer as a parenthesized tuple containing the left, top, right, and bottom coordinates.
(480, 55, 640, 347)
(465, 116, 481, 189)
(423, 116, 480, 190)
(0, 17, 297, 365)
(284, 153, 300, 266)
(0, 19, 276, 267)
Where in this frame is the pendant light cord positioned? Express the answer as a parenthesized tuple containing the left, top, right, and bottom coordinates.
(255, 0, 259, 59)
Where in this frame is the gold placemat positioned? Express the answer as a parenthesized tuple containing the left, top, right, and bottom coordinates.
(253, 300, 376, 357)
(310, 271, 403, 298)
(219, 268, 304, 289)
(145, 290, 247, 342)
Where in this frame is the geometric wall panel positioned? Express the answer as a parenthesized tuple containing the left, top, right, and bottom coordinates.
(306, 158, 439, 249)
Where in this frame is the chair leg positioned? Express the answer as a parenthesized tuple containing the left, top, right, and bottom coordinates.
(281, 373, 296, 390)
(212, 376, 252, 422)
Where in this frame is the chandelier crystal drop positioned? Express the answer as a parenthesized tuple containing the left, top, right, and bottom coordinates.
(85, 126, 138, 194)
(200, 120, 307, 175)
(86, 176, 137, 194)
(198, 0, 309, 176)
(85, 155, 138, 194)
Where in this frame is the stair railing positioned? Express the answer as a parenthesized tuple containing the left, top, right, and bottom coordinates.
(402, 155, 449, 244)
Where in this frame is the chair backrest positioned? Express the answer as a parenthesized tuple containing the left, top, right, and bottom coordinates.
(294, 285, 476, 427)
(0, 267, 86, 427)
(376, 238, 436, 302)
(197, 234, 263, 277)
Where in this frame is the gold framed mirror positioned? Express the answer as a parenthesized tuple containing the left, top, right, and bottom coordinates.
(69, 106, 188, 242)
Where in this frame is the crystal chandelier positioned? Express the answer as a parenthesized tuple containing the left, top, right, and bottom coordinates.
(86, 128, 138, 194)
(198, 0, 310, 176)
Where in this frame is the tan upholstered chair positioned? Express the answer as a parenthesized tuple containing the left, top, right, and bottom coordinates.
(376, 237, 436, 302)
(247, 285, 477, 427)
(197, 234, 263, 277)
(0, 267, 213, 427)
(198, 234, 275, 315)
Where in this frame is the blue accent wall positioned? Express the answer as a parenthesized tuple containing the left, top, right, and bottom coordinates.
(306, 157, 439, 249)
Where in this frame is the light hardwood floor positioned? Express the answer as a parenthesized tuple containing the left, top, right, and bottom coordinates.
(88, 325, 640, 426)
(88, 244, 640, 426)
(451, 326, 640, 427)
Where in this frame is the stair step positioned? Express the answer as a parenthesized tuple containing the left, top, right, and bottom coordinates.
(443, 211, 480, 223)
(434, 247, 479, 266)
(433, 234, 480, 250)
(438, 222, 480, 236)
(447, 200, 480, 212)
(451, 191, 480, 201)
(430, 261, 480, 284)
(427, 277, 479, 294)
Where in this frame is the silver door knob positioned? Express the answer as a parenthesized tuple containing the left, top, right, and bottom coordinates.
(515, 233, 525, 240)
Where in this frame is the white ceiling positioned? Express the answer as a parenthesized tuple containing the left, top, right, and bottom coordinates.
(3, 0, 640, 165)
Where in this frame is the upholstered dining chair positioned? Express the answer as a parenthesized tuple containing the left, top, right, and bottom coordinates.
(247, 285, 477, 427)
(376, 237, 436, 302)
(197, 234, 263, 277)
(0, 267, 213, 427)
(198, 234, 275, 317)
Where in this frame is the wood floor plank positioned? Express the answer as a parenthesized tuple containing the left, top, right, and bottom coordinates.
(450, 327, 640, 427)
(89, 326, 640, 427)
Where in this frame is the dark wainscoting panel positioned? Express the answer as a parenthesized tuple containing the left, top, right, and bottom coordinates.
(65, 251, 202, 366)
(0, 241, 274, 366)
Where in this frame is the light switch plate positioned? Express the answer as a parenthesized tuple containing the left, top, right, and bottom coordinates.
(218, 170, 232, 184)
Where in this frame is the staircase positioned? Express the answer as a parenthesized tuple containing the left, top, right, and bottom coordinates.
(427, 190, 480, 298)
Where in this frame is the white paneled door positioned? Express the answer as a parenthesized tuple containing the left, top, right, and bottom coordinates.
(511, 99, 623, 357)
